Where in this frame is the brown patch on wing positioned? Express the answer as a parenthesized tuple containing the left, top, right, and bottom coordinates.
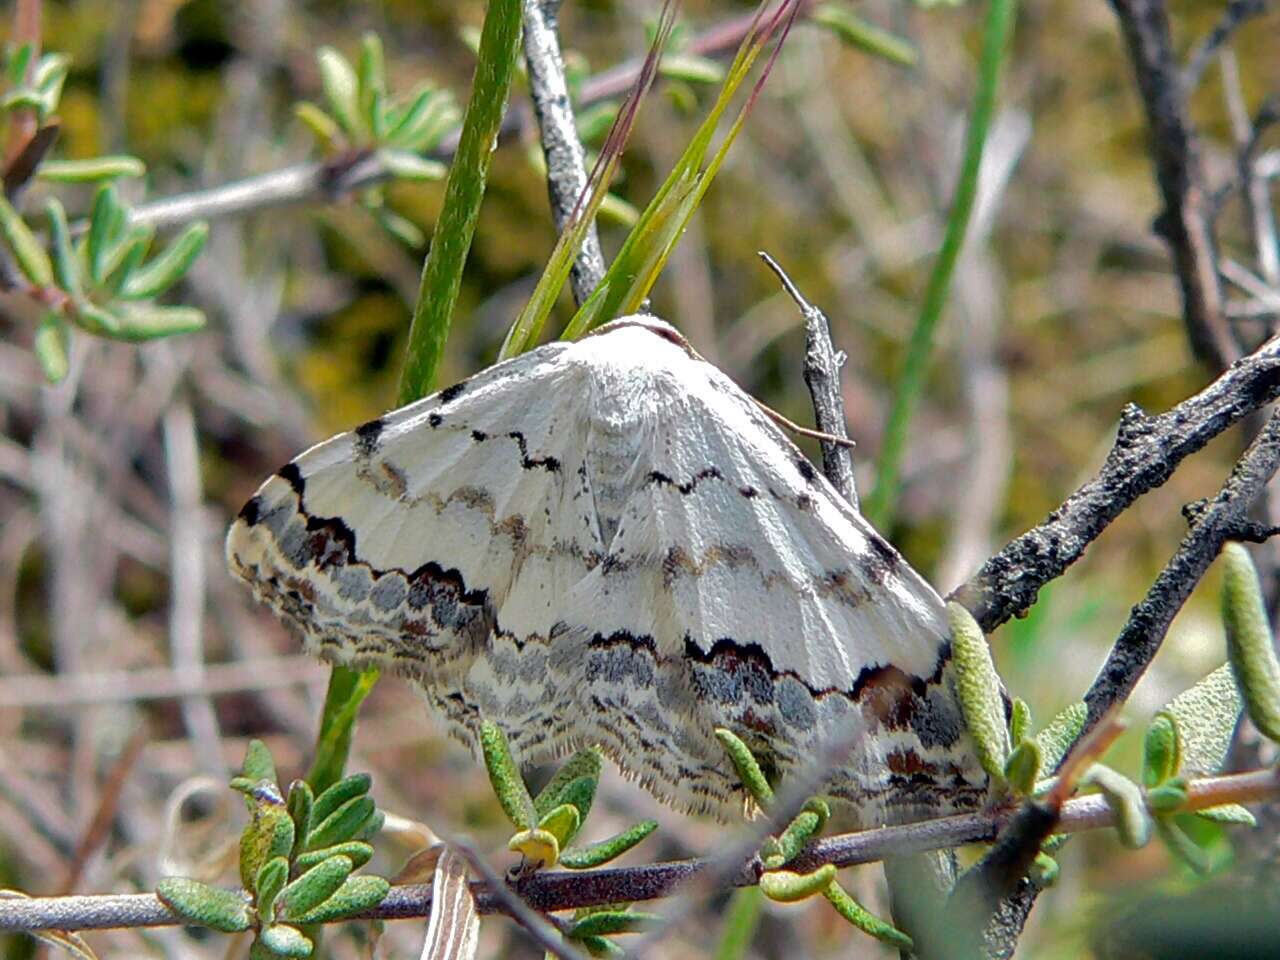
(853, 664, 927, 729)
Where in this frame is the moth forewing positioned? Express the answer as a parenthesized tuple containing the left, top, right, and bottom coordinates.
(227, 316, 991, 827)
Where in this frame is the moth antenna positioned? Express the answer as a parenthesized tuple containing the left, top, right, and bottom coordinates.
(760, 403, 857, 449)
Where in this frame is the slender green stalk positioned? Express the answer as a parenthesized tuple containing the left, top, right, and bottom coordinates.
(713, 887, 763, 960)
(313, 0, 524, 794)
(864, 0, 1018, 528)
(397, 0, 523, 405)
(306, 667, 379, 794)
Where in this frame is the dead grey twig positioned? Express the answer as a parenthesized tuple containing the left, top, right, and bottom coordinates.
(759, 251, 858, 507)
(522, 0, 605, 305)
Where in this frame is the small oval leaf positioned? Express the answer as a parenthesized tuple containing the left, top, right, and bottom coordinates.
(156, 878, 252, 933)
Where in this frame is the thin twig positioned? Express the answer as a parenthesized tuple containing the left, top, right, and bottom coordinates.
(1107, 0, 1236, 369)
(125, 3, 824, 232)
(1182, 0, 1269, 89)
(453, 838, 581, 960)
(2, 768, 1275, 933)
(759, 251, 858, 507)
(951, 332, 1280, 631)
(522, 0, 606, 305)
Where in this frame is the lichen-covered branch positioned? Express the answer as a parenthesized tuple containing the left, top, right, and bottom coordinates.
(951, 332, 1280, 631)
(522, 0, 605, 305)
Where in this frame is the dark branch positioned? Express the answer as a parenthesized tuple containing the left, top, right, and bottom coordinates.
(951, 333, 1280, 631)
(522, 0, 605, 305)
(1106, 0, 1236, 369)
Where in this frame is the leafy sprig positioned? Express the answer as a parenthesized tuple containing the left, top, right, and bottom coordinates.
(156, 741, 389, 960)
(295, 31, 461, 249)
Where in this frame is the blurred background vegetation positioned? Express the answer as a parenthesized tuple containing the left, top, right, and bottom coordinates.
(0, 0, 1278, 957)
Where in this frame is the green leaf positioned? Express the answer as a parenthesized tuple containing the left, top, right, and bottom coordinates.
(33, 312, 70, 383)
(254, 856, 290, 924)
(575, 102, 619, 145)
(822, 880, 914, 950)
(289, 875, 390, 925)
(760, 864, 836, 903)
(1009, 698, 1032, 745)
(569, 910, 662, 938)
(156, 878, 253, 933)
(1143, 714, 1180, 788)
(1085, 764, 1151, 849)
(286, 780, 314, 843)
(1158, 664, 1242, 777)
(6, 42, 34, 87)
(537, 803, 581, 849)
(259, 923, 313, 958)
(101, 224, 155, 294)
(534, 747, 603, 819)
(383, 87, 459, 152)
(277, 854, 354, 921)
(508, 827, 559, 867)
(45, 198, 80, 295)
(1003, 739, 1042, 796)
(764, 799, 829, 869)
(304, 795, 376, 851)
(73, 299, 123, 336)
(560, 820, 658, 870)
(1221, 542, 1280, 742)
(293, 840, 374, 872)
(85, 185, 123, 285)
(1034, 701, 1087, 774)
(1146, 778, 1189, 815)
(578, 935, 625, 958)
(119, 222, 208, 299)
(947, 602, 1010, 782)
(811, 4, 918, 67)
(310, 773, 372, 827)
(1155, 818, 1211, 874)
(34, 52, 70, 91)
(37, 156, 146, 182)
(1196, 802, 1256, 826)
(480, 721, 536, 830)
(357, 33, 386, 132)
(377, 148, 447, 181)
(658, 53, 725, 85)
(294, 101, 341, 147)
(239, 788, 294, 890)
(317, 47, 363, 140)
(112, 304, 206, 341)
(0, 194, 53, 287)
(1029, 851, 1059, 888)
(714, 728, 774, 808)
(241, 739, 279, 785)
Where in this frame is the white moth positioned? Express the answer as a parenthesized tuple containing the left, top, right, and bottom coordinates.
(226, 316, 989, 828)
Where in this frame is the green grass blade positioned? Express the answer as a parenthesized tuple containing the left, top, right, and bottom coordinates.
(397, 0, 523, 403)
(864, 0, 1019, 528)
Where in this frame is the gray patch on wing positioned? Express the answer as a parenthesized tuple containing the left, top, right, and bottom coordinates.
(335, 565, 373, 602)
(913, 685, 966, 749)
(369, 572, 408, 611)
(777, 676, 818, 731)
